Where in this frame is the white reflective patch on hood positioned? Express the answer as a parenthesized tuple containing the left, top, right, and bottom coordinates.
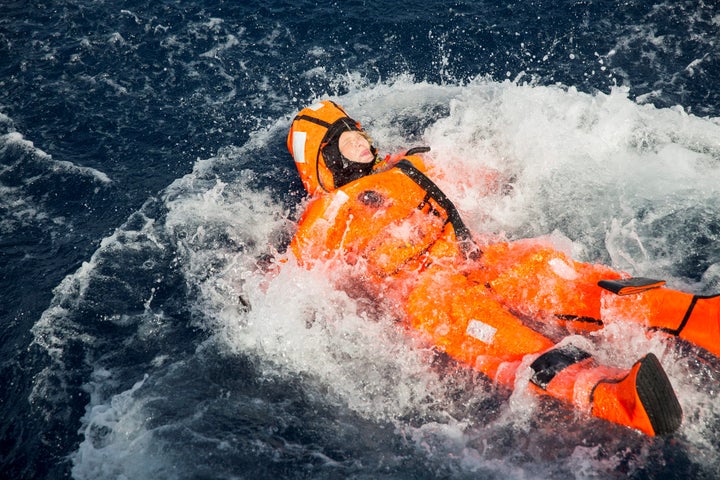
(292, 131, 307, 164)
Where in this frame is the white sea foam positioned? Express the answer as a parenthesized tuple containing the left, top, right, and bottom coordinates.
(0, 126, 112, 234)
(66, 77, 720, 478)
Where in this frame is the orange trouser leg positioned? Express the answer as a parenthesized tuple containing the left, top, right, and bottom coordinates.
(481, 240, 720, 357)
(405, 269, 554, 386)
(482, 240, 621, 324)
(604, 289, 720, 357)
(404, 268, 683, 435)
(530, 345, 682, 436)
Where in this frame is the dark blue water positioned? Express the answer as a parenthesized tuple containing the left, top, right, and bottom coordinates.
(2, 1, 720, 478)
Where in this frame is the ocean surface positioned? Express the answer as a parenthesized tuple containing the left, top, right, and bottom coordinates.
(2, 1, 720, 478)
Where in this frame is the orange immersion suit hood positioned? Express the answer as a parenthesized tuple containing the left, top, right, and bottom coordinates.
(287, 100, 369, 196)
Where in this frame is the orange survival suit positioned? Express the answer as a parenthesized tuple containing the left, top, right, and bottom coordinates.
(287, 100, 720, 436)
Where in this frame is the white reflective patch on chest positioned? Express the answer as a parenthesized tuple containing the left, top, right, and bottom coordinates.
(466, 319, 497, 344)
(323, 190, 349, 223)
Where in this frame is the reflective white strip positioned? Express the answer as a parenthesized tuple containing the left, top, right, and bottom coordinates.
(549, 257, 578, 280)
(307, 102, 325, 111)
(292, 131, 307, 164)
(466, 319, 497, 344)
(323, 190, 349, 223)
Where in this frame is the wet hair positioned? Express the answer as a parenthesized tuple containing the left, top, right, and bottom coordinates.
(321, 118, 377, 188)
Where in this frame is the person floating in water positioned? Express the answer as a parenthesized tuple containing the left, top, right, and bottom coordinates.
(286, 99, 720, 436)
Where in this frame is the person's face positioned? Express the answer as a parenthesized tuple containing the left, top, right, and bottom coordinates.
(338, 131, 374, 163)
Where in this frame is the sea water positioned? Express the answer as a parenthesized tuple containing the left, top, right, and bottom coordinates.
(2, 1, 720, 479)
